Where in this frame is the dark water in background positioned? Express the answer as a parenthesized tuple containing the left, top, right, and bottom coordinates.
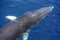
(0, 0, 60, 40)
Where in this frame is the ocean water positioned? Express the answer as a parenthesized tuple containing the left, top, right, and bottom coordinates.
(0, 0, 60, 40)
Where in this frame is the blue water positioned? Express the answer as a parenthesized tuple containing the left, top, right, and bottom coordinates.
(0, 0, 60, 40)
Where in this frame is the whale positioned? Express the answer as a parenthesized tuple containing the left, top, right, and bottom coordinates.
(0, 6, 54, 40)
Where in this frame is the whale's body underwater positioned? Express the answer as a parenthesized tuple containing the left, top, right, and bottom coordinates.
(0, 6, 54, 40)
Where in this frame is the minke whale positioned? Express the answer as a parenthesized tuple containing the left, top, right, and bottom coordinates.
(0, 6, 54, 40)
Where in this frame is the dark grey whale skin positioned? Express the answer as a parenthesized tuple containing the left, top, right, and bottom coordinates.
(0, 6, 54, 40)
